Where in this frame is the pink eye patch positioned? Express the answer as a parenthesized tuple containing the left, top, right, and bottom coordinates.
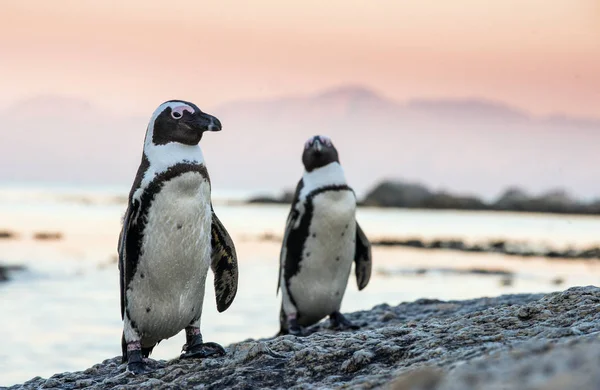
(171, 104, 195, 119)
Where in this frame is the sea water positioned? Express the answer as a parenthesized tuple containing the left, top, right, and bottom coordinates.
(0, 184, 599, 386)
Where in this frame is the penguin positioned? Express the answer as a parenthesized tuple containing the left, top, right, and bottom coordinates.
(277, 135, 372, 336)
(118, 100, 238, 374)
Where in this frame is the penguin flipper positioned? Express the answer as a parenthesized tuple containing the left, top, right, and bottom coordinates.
(210, 208, 239, 313)
(277, 207, 299, 296)
(354, 222, 372, 291)
(118, 204, 132, 320)
(277, 179, 304, 296)
(118, 199, 142, 320)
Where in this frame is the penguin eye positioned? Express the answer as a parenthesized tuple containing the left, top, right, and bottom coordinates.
(169, 104, 194, 120)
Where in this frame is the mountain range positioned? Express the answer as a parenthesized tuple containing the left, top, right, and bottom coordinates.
(1, 86, 599, 200)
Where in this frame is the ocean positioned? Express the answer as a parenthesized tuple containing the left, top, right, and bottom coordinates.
(1, 184, 599, 386)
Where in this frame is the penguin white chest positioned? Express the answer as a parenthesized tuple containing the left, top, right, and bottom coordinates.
(128, 171, 212, 343)
(290, 189, 357, 324)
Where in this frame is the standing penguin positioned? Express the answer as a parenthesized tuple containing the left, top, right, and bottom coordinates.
(118, 100, 238, 373)
(277, 135, 372, 336)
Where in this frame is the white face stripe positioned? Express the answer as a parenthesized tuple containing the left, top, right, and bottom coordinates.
(132, 102, 205, 203)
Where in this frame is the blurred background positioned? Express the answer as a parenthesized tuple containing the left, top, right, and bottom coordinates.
(1, 0, 599, 386)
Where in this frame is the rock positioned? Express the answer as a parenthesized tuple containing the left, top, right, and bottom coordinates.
(371, 237, 600, 261)
(361, 182, 486, 211)
(420, 191, 487, 211)
(249, 180, 600, 215)
(493, 187, 589, 215)
(0, 264, 26, 283)
(255, 232, 281, 243)
(424, 335, 600, 390)
(32, 232, 63, 241)
(362, 180, 432, 208)
(247, 190, 295, 205)
(0, 230, 17, 239)
(493, 187, 531, 211)
(341, 350, 374, 373)
(6, 286, 600, 389)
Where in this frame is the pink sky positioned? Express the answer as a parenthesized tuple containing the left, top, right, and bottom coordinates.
(1, 0, 598, 117)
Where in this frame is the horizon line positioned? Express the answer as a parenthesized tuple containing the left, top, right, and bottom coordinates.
(2, 84, 600, 122)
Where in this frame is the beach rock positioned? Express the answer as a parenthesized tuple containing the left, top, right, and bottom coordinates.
(0, 230, 17, 239)
(361, 180, 432, 208)
(494, 187, 531, 211)
(247, 190, 295, 205)
(32, 231, 63, 241)
(371, 237, 600, 260)
(7, 286, 600, 389)
(0, 264, 26, 283)
(493, 187, 589, 214)
(247, 180, 600, 215)
(421, 191, 486, 210)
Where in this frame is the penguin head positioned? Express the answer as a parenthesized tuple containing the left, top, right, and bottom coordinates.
(148, 100, 222, 146)
(302, 135, 340, 172)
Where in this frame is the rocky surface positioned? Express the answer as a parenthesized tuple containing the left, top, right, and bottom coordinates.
(246, 180, 600, 216)
(361, 180, 600, 215)
(7, 286, 600, 390)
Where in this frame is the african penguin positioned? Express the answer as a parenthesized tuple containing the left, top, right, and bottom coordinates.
(277, 135, 372, 336)
(118, 100, 238, 374)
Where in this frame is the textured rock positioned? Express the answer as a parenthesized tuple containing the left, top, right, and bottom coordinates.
(7, 286, 600, 390)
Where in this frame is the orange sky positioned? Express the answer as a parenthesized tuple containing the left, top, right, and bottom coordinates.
(0, 0, 598, 117)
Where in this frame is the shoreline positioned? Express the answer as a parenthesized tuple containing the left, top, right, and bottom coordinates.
(254, 232, 600, 261)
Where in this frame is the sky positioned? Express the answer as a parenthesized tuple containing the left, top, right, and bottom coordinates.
(1, 0, 599, 117)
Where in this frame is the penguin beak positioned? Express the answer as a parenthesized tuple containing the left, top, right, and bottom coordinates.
(194, 112, 222, 132)
(313, 138, 323, 153)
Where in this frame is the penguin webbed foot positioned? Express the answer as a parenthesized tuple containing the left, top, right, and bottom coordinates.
(126, 349, 154, 375)
(329, 311, 360, 331)
(181, 335, 226, 359)
(286, 317, 314, 337)
(287, 316, 302, 335)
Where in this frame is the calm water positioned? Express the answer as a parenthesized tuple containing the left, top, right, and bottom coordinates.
(1, 185, 600, 386)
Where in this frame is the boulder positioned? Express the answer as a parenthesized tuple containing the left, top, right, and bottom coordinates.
(362, 180, 432, 207)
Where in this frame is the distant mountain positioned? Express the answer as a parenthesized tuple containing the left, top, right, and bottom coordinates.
(1, 87, 599, 199)
(405, 98, 531, 123)
(209, 86, 600, 199)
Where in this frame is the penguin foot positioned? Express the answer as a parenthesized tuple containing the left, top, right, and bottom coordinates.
(126, 349, 154, 375)
(181, 341, 226, 359)
(286, 317, 311, 337)
(329, 311, 360, 331)
(181, 334, 226, 359)
(288, 325, 305, 337)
